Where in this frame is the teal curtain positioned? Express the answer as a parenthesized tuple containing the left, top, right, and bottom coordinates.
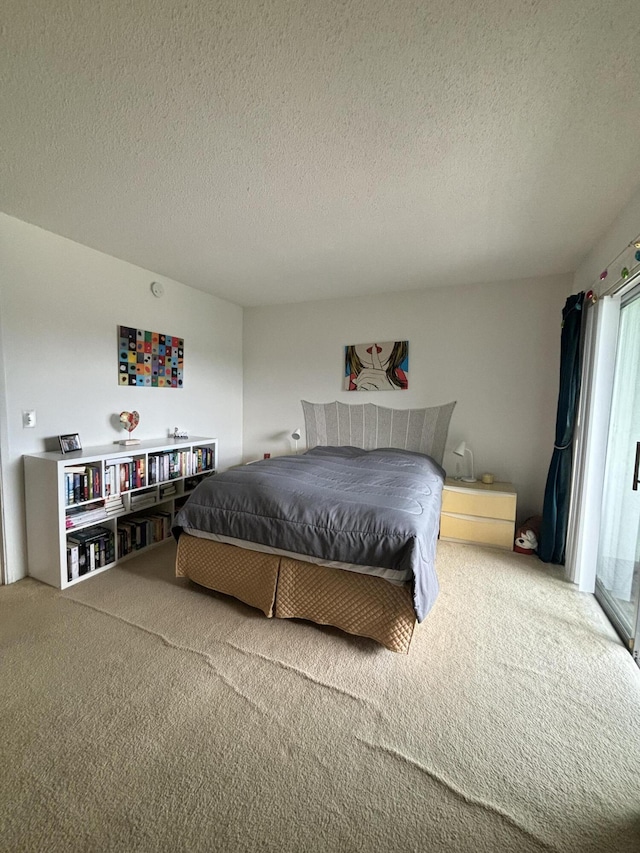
(539, 292, 585, 564)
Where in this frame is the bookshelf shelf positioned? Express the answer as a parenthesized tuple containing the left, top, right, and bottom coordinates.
(24, 436, 217, 589)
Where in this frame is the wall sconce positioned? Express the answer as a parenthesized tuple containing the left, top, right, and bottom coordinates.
(291, 427, 302, 454)
(453, 441, 476, 482)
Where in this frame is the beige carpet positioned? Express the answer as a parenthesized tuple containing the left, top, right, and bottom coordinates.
(1, 541, 639, 853)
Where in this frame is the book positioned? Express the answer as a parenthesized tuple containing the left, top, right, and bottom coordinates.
(159, 484, 176, 500)
(66, 543, 79, 581)
(130, 491, 156, 507)
(105, 464, 121, 497)
(87, 464, 101, 499)
(73, 473, 81, 504)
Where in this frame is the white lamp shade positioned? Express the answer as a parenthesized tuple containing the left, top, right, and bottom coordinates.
(453, 440, 476, 482)
(291, 428, 301, 441)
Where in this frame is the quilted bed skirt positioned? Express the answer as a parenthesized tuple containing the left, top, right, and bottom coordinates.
(176, 533, 417, 653)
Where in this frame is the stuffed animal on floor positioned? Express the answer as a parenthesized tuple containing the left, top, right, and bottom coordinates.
(514, 515, 542, 554)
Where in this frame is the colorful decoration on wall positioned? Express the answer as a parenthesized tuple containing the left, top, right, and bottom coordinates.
(118, 326, 184, 387)
(344, 341, 409, 391)
(595, 233, 640, 288)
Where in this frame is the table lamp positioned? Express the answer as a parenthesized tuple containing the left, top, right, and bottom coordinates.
(453, 441, 476, 482)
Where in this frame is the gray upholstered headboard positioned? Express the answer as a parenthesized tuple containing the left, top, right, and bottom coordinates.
(301, 400, 456, 466)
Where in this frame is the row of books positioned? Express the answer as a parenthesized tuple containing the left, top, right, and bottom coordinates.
(117, 511, 172, 556)
(147, 448, 215, 484)
(65, 448, 215, 504)
(67, 508, 172, 579)
(104, 458, 145, 495)
(192, 446, 216, 474)
(65, 494, 126, 530)
(67, 526, 115, 581)
(64, 464, 102, 507)
(147, 451, 187, 484)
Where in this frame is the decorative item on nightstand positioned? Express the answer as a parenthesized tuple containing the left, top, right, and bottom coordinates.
(453, 441, 476, 482)
(119, 410, 141, 445)
(291, 427, 302, 454)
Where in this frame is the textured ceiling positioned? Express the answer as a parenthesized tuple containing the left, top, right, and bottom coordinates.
(2, 0, 640, 306)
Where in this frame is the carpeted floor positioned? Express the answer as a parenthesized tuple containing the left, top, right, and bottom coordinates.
(1, 541, 639, 853)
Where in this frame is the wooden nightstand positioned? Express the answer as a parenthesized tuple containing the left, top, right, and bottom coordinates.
(440, 478, 517, 550)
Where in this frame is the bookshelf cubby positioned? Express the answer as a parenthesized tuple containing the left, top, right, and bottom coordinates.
(24, 436, 217, 589)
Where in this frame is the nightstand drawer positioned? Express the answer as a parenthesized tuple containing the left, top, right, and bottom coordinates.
(441, 487, 516, 521)
(440, 513, 515, 550)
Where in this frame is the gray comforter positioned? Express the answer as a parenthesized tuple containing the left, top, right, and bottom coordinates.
(172, 446, 445, 622)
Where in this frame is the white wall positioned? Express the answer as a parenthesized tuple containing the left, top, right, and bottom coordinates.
(574, 184, 640, 294)
(0, 213, 243, 582)
(243, 274, 573, 522)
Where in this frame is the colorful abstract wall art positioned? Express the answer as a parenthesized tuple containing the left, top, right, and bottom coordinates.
(118, 326, 184, 387)
(344, 341, 409, 391)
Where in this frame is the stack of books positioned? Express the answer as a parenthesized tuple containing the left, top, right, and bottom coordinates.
(104, 494, 125, 516)
(130, 489, 157, 511)
(159, 482, 177, 500)
(65, 503, 108, 529)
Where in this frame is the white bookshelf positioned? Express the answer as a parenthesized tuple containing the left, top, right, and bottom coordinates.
(24, 436, 217, 589)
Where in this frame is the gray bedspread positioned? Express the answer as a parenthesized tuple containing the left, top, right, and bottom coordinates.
(172, 446, 445, 622)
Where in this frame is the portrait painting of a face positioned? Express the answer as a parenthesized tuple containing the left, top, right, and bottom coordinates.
(344, 341, 409, 391)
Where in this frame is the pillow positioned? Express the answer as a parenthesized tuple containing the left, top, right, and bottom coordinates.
(301, 400, 456, 466)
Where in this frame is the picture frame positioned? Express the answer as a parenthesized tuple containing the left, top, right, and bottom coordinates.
(344, 340, 409, 391)
(118, 325, 185, 388)
(59, 433, 82, 454)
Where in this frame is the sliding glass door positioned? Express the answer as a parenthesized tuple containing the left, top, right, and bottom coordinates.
(595, 289, 640, 660)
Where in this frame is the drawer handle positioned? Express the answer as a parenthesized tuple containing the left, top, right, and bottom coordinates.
(442, 512, 513, 525)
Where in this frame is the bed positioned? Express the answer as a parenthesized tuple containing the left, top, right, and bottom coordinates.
(173, 400, 455, 653)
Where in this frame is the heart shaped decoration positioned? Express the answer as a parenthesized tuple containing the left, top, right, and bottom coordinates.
(119, 410, 140, 433)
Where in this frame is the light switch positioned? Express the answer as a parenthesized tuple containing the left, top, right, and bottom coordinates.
(23, 410, 36, 428)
